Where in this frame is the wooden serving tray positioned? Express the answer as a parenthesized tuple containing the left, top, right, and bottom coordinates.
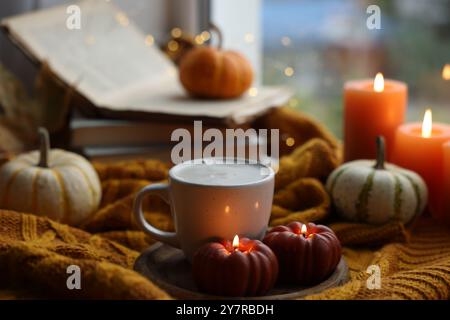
(134, 243, 349, 299)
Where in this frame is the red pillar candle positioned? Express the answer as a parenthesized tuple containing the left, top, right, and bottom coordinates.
(443, 141, 450, 225)
(344, 73, 407, 162)
(391, 109, 450, 220)
(192, 235, 278, 297)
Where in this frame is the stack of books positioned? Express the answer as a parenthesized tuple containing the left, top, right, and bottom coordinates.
(2, 1, 291, 161)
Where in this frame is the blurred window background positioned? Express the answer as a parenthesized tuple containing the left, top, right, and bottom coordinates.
(262, 0, 450, 137)
(1, 0, 449, 140)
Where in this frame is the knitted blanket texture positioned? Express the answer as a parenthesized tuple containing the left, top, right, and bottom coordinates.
(0, 108, 448, 299)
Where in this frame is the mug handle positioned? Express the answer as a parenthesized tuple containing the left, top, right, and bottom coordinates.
(133, 183, 180, 248)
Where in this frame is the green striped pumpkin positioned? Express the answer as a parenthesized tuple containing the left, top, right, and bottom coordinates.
(326, 137, 427, 224)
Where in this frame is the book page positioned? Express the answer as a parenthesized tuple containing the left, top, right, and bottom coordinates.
(98, 80, 292, 124)
(2, 0, 176, 104)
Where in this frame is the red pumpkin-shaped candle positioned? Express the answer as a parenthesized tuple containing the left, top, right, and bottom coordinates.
(263, 222, 341, 286)
(192, 236, 278, 297)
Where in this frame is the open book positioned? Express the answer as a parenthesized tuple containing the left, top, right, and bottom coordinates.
(2, 0, 291, 126)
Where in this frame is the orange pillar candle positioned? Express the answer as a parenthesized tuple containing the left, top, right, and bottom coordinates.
(391, 110, 450, 219)
(443, 141, 450, 225)
(344, 73, 407, 162)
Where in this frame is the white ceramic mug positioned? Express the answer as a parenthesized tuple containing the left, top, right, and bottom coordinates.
(133, 158, 275, 260)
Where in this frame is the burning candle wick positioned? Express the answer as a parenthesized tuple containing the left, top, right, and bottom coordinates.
(232, 235, 239, 252)
(301, 224, 307, 238)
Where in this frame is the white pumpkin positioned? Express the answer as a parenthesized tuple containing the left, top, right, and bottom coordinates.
(0, 128, 101, 225)
(326, 136, 428, 225)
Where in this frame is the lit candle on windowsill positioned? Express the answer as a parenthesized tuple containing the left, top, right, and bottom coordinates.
(344, 73, 408, 161)
(442, 142, 450, 226)
(392, 109, 450, 220)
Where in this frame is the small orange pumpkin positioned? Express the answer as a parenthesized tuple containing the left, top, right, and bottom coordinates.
(179, 24, 253, 99)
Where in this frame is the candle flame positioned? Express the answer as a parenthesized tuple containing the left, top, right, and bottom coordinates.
(232, 235, 239, 249)
(422, 109, 432, 138)
(301, 224, 307, 235)
(373, 73, 384, 92)
(443, 64, 450, 80)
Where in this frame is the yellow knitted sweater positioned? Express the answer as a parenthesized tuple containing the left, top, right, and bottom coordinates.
(0, 108, 449, 299)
